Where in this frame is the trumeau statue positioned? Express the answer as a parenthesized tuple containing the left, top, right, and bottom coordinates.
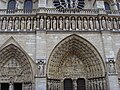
(89, 18, 93, 30)
(8, 18, 13, 30)
(95, 18, 99, 30)
(21, 18, 25, 30)
(53, 18, 56, 30)
(27, 18, 31, 30)
(40, 17, 44, 29)
(77, 17, 82, 30)
(46, 18, 50, 30)
(65, 18, 69, 30)
(83, 18, 88, 30)
(15, 18, 19, 30)
(2, 18, 6, 30)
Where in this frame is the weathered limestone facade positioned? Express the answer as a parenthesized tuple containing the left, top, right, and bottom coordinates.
(0, 0, 119, 90)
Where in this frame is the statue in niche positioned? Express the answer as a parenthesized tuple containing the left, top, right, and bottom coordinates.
(21, 18, 25, 30)
(83, 18, 88, 30)
(71, 18, 76, 30)
(107, 19, 112, 30)
(53, 18, 57, 30)
(95, 18, 99, 30)
(15, 18, 19, 30)
(113, 18, 117, 29)
(77, 17, 82, 30)
(40, 17, 44, 29)
(108, 59, 116, 74)
(101, 17, 107, 30)
(65, 18, 69, 30)
(46, 18, 50, 30)
(89, 18, 93, 30)
(27, 18, 31, 30)
(59, 17, 63, 30)
(16, 0, 19, 9)
(38, 60, 46, 76)
(33, 18, 37, 30)
(8, 18, 13, 30)
(2, 18, 6, 30)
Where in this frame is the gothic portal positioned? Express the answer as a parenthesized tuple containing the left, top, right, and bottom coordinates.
(0, 44, 33, 90)
(47, 35, 106, 90)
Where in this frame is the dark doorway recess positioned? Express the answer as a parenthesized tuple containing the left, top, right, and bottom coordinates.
(1, 83, 9, 90)
(77, 78, 86, 90)
(64, 78, 73, 90)
(14, 83, 22, 90)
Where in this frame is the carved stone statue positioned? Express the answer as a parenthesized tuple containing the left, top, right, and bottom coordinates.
(15, 18, 19, 30)
(107, 19, 112, 30)
(16, 0, 19, 9)
(40, 17, 44, 29)
(59, 17, 63, 30)
(89, 18, 93, 30)
(101, 18, 107, 30)
(71, 18, 76, 30)
(65, 18, 69, 30)
(8, 18, 13, 30)
(33, 18, 37, 30)
(108, 60, 116, 74)
(21, 18, 25, 30)
(2, 18, 6, 30)
(53, 18, 56, 30)
(95, 18, 99, 30)
(113, 19, 117, 29)
(27, 18, 31, 30)
(38, 60, 46, 76)
(9, 82, 13, 90)
(77, 17, 82, 30)
(46, 18, 50, 30)
(83, 18, 88, 30)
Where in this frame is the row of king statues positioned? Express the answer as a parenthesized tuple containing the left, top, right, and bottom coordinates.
(0, 16, 119, 31)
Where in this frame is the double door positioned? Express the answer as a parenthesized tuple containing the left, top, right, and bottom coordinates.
(1, 83, 22, 90)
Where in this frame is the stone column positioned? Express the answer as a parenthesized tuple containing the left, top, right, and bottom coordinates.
(101, 31, 119, 90)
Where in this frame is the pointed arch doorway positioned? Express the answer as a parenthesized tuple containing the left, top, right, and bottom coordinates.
(0, 44, 33, 90)
(47, 34, 106, 90)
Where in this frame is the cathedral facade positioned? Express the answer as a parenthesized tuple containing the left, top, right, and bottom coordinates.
(0, 0, 119, 90)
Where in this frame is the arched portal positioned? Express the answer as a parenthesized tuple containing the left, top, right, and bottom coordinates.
(0, 44, 33, 90)
(47, 34, 106, 90)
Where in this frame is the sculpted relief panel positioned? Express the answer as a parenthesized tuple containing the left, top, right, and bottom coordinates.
(60, 54, 86, 78)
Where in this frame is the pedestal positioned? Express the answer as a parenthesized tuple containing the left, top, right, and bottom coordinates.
(35, 77, 46, 90)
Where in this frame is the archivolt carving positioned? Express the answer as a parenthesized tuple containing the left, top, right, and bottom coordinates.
(0, 44, 33, 83)
(47, 34, 105, 79)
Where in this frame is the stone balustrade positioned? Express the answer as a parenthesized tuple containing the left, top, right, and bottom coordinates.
(0, 12, 119, 32)
(0, 8, 119, 15)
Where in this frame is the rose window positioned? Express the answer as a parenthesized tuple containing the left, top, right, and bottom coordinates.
(53, 0, 85, 9)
